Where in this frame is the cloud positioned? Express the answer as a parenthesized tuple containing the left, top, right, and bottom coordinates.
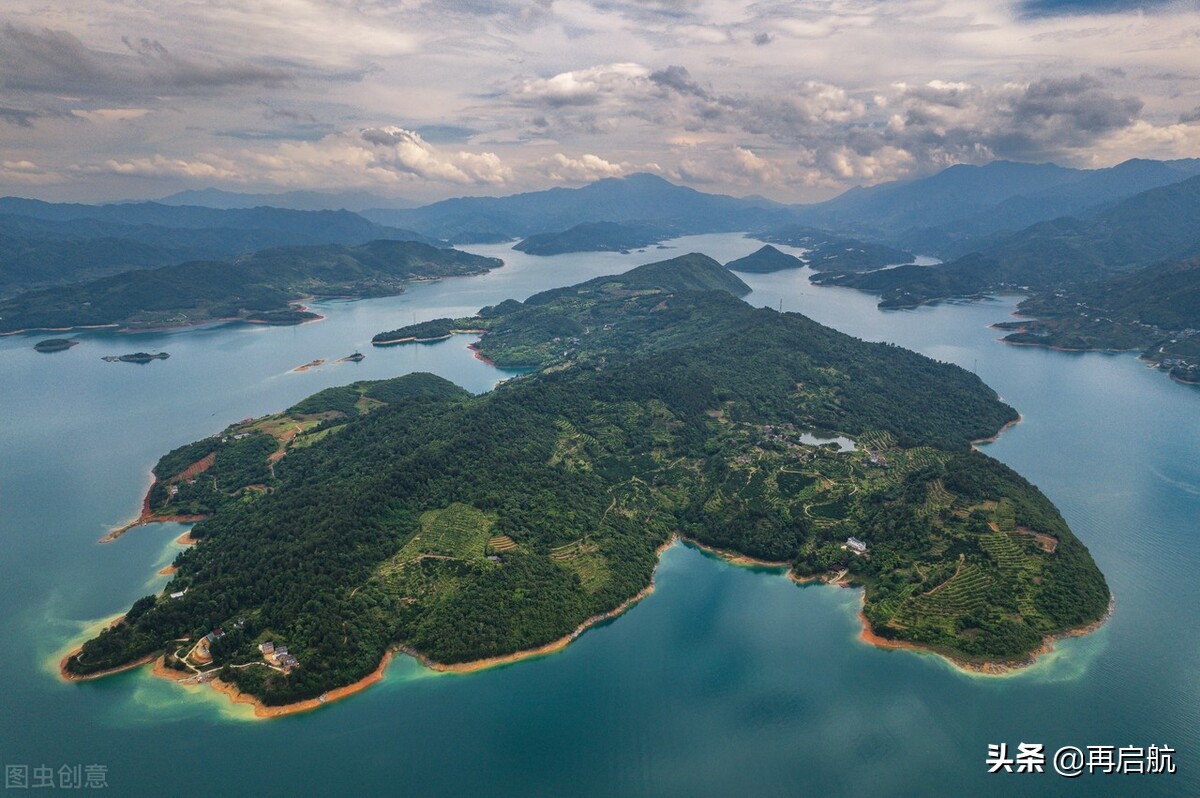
(0, 107, 43, 128)
(535, 152, 642, 182)
(0, 23, 293, 99)
(0, 159, 65, 185)
(96, 155, 240, 179)
(512, 63, 650, 107)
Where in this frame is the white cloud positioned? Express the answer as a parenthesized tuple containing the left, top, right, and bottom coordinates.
(2, 0, 1200, 201)
(535, 152, 642, 182)
(512, 63, 651, 107)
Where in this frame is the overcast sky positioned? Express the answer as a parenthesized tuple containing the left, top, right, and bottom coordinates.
(2, 0, 1199, 204)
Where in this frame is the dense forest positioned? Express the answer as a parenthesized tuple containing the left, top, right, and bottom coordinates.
(0, 240, 501, 333)
(66, 253, 1109, 704)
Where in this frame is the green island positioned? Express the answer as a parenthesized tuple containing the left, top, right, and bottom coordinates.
(64, 253, 1109, 712)
(513, 222, 667, 255)
(994, 259, 1200, 384)
(103, 352, 170, 364)
(33, 338, 79, 352)
(0, 240, 501, 333)
(371, 318, 481, 345)
(725, 245, 804, 274)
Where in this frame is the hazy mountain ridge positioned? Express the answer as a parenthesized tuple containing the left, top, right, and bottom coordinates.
(0, 200, 433, 297)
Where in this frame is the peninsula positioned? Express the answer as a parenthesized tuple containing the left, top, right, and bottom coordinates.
(64, 253, 1109, 711)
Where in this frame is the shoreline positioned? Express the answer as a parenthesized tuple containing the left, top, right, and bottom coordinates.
(970, 414, 1023, 446)
(78, 536, 678, 718)
(374, 329, 487, 347)
(857, 594, 1116, 676)
(100, 472, 207, 543)
(467, 344, 497, 366)
(59, 652, 157, 682)
(998, 336, 1140, 355)
(61, 530, 1112, 715)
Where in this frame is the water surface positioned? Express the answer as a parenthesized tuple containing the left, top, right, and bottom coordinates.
(1, 234, 1196, 796)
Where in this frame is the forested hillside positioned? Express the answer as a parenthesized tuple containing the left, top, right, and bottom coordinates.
(66, 254, 1109, 704)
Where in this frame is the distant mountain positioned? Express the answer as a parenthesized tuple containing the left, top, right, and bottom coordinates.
(513, 221, 667, 255)
(793, 158, 1200, 246)
(363, 173, 794, 243)
(0, 240, 501, 333)
(814, 175, 1200, 307)
(725, 245, 803, 273)
(0, 199, 433, 297)
(156, 188, 417, 212)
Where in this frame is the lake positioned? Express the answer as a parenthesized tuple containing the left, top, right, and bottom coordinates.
(1, 234, 1196, 796)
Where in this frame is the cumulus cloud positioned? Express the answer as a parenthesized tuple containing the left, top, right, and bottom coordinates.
(512, 63, 650, 107)
(535, 152, 639, 182)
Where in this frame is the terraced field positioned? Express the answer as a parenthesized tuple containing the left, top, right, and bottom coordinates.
(892, 560, 993, 630)
(395, 503, 495, 566)
(549, 418, 597, 471)
(549, 539, 612, 592)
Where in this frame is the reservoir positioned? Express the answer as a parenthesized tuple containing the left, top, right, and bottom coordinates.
(0, 234, 1196, 796)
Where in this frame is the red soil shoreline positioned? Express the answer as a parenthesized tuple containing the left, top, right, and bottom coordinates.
(467, 344, 497, 366)
(63, 529, 1112, 714)
(858, 594, 1116, 676)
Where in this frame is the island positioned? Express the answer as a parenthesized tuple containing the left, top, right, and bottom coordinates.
(102, 352, 170, 363)
(33, 338, 79, 352)
(0, 240, 503, 334)
(63, 253, 1109, 715)
(513, 222, 668, 256)
(372, 318, 486, 345)
(725, 245, 804, 273)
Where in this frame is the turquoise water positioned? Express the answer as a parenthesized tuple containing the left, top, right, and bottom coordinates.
(1, 234, 1196, 796)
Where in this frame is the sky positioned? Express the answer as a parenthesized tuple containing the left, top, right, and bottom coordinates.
(1, 0, 1199, 204)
